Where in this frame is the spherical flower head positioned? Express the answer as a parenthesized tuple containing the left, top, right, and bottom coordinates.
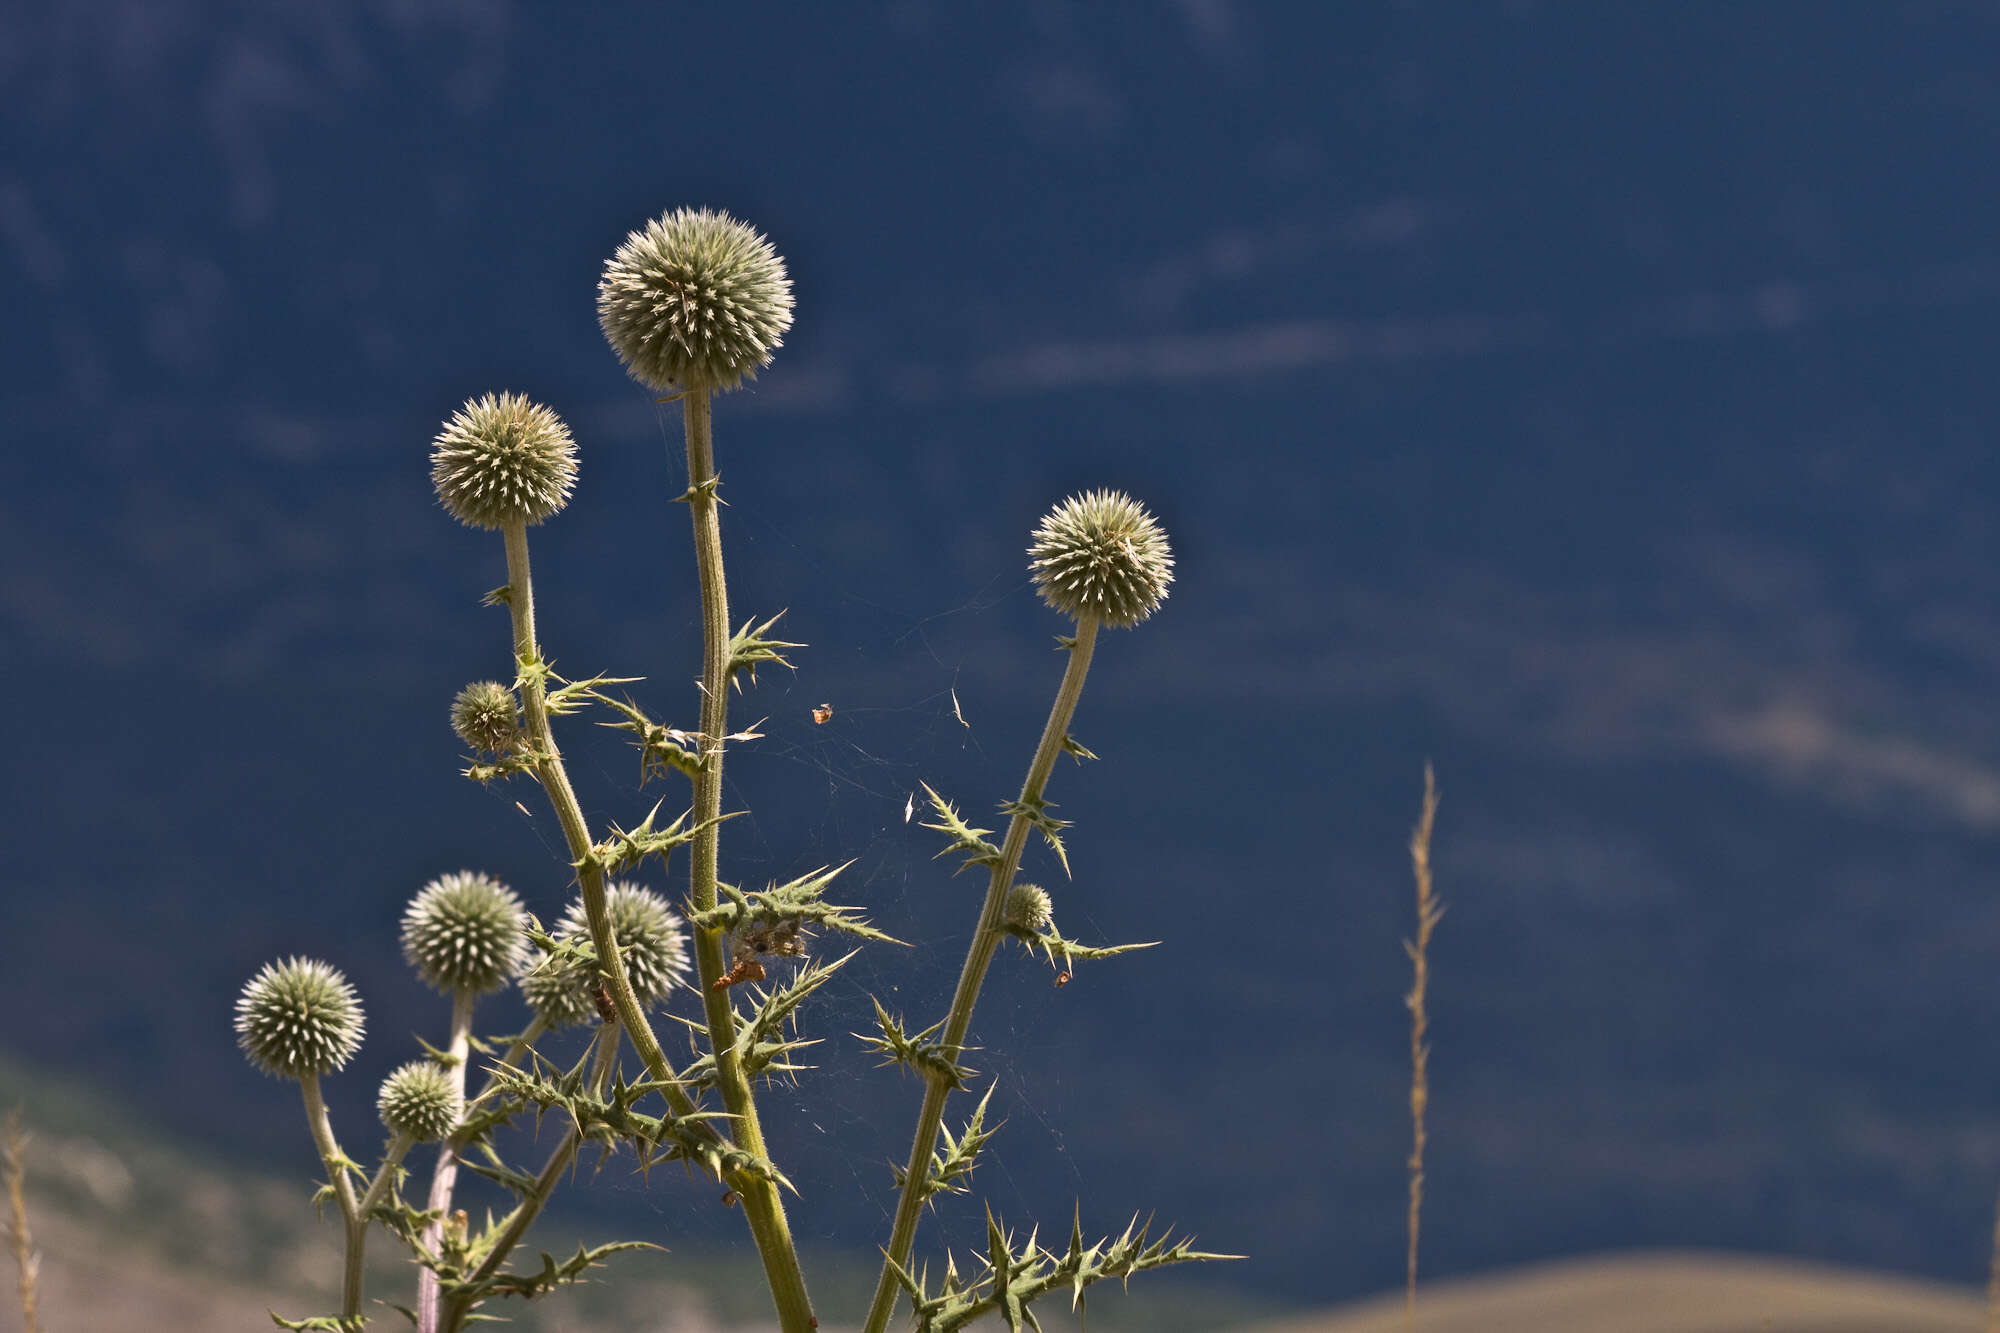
(522, 883, 689, 1028)
(1003, 882, 1053, 939)
(1028, 490, 1175, 628)
(451, 681, 520, 755)
(430, 392, 578, 530)
(401, 871, 530, 996)
(377, 1061, 461, 1143)
(597, 208, 794, 393)
(234, 957, 365, 1081)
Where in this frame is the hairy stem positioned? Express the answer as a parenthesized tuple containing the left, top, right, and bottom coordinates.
(1404, 765, 1441, 1332)
(862, 615, 1101, 1333)
(678, 387, 816, 1333)
(441, 1022, 624, 1333)
(417, 989, 478, 1333)
(300, 1073, 367, 1321)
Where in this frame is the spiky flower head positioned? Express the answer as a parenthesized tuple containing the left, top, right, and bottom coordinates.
(234, 957, 365, 1081)
(430, 392, 578, 530)
(597, 207, 794, 393)
(377, 1061, 461, 1143)
(451, 681, 520, 755)
(1003, 882, 1054, 939)
(401, 871, 529, 996)
(1028, 490, 1175, 628)
(521, 882, 689, 1028)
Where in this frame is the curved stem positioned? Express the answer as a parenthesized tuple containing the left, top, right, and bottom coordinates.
(357, 1131, 416, 1222)
(299, 1073, 368, 1322)
(678, 388, 817, 1333)
(417, 990, 478, 1333)
(441, 1022, 624, 1333)
(498, 519, 703, 1121)
(861, 616, 1101, 1333)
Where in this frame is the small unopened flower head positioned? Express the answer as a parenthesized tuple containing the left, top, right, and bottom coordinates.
(430, 392, 578, 530)
(1004, 882, 1054, 939)
(522, 883, 689, 1028)
(234, 957, 365, 1081)
(451, 681, 520, 755)
(597, 208, 794, 393)
(1028, 490, 1175, 628)
(401, 871, 529, 996)
(377, 1061, 461, 1143)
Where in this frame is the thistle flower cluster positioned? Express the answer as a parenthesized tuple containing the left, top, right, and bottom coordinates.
(430, 392, 578, 530)
(234, 957, 365, 1081)
(597, 207, 794, 393)
(451, 681, 520, 755)
(1029, 489, 1175, 628)
(378, 1061, 462, 1143)
(402, 870, 530, 995)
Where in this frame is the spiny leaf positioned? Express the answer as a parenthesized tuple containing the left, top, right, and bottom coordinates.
(858, 997, 974, 1088)
(686, 863, 903, 946)
(999, 795, 1072, 877)
(919, 782, 1002, 875)
(726, 611, 805, 690)
(591, 691, 705, 783)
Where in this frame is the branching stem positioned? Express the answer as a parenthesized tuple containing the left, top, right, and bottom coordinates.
(1404, 764, 1442, 1331)
(417, 989, 479, 1333)
(300, 1072, 367, 1321)
(861, 615, 1101, 1333)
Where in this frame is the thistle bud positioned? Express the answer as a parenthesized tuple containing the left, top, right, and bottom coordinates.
(597, 208, 794, 393)
(450, 681, 520, 755)
(430, 392, 578, 530)
(1004, 882, 1054, 939)
(1027, 490, 1174, 628)
(234, 957, 365, 1081)
(522, 883, 689, 1028)
(401, 871, 529, 996)
(377, 1061, 461, 1143)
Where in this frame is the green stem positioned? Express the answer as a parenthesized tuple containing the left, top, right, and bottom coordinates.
(678, 389, 817, 1333)
(299, 1073, 368, 1322)
(498, 519, 705, 1123)
(440, 1022, 624, 1333)
(356, 1131, 415, 1222)
(417, 990, 478, 1333)
(861, 615, 1101, 1333)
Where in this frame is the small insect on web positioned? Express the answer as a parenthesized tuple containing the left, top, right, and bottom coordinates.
(712, 917, 810, 991)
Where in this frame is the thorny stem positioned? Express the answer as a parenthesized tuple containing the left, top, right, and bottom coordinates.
(1404, 765, 1442, 1332)
(441, 1021, 624, 1333)
(417, 989, 479, 1333)
(679, 388, 817, 1333)
(4, 1109, 45, 1333)
(498, 519, 704, 1125)
(861, 615, 1101, 1333)
(300, 1073, 367, 1321)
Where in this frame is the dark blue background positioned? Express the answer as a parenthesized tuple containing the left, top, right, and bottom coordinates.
(7, 0, 2000, 1308)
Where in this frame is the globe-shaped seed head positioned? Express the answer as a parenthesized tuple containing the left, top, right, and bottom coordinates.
(1004, 882, 1054, 939)
(377, 1061, 461, 1143)
(430, 392, 578, 530)
(401, 871, 530, 996)
(1028, 490, 1175, 628)
(597, 207, 794, 393)
(234, 957, 365, 1081)
(451, 681, 520, 755)
(522, 883, 689, 1028)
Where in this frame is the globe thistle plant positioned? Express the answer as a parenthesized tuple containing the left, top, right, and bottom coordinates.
(451, 680, 520, 755)
(430, 392, 578, 530)
(1003, 882, 1054, 938)
(1028, 489, 1175, 628)
(597, 207, 794, 392)
(524, 883, 690, 1028)
(378, 1061, 462, 1143)
(401, 871, 530, 996)
(234, 957, 365, 1081)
